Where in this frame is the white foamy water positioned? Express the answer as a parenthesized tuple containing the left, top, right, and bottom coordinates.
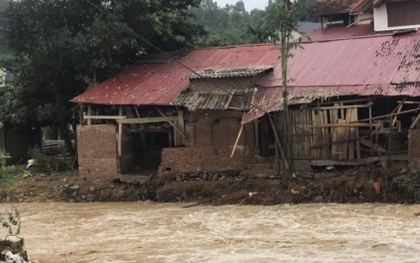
(8, 202, 420, 263)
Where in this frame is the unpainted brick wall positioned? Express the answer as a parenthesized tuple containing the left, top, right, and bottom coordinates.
(77, 125, 118, 191)
(408, 129, 420, 171)
(161, 110, 257, 172)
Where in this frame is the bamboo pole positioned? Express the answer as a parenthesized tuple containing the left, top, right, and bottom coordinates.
(230, 125, 244, 158)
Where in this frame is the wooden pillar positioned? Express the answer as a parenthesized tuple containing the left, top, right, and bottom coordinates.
(118, 106, 123, 158)
(87, 105, 92, 125)
(178, 109, 185, 145)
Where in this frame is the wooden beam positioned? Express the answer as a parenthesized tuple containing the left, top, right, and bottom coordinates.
(411, 114, 420, 129)
(154, 107, 186, 138)
(310, 123, 381, 128)
(312, 98, 370, 106)
(87, 105, 92, 125)
(117, 116, 179, 124)
(397, 100, 420, 104)
(230, 125, 244, 158)
(310, 103, 372, 110)
(84, 115, 127, 120)
(359, 138, 386, 153)
(355, 108, 420, 123)
(392, 102, 404, 126)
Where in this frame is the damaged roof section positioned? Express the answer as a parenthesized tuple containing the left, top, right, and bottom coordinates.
(187, 66, 273, 79)
(312, 0, 372, 16)
(172, 88, 256, 112)
(71, 44, 279, 106)
(242, 33, 420, 124)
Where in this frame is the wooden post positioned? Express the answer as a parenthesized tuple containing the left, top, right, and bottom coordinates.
(254, 120, 260, 155)
(87, 105, 92, 125)
(118, 106, 123, 158)
(268, 114, 289, 170)
(178, 109, 185, 145)
(230, 125, 244, 158)
(369, 98, 373, 156)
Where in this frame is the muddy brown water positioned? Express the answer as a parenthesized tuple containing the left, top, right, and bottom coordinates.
(7, 202, 420, 262)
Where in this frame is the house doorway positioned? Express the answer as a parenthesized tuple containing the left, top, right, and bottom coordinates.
(132, 132, 169, 175)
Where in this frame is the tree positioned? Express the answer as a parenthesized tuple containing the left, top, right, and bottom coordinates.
(263, 0, 306, 177)
(3, 0, 205, 156)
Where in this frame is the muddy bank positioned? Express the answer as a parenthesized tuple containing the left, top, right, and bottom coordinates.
(1, 162, 418, 205)
(157, 163, 417, 205)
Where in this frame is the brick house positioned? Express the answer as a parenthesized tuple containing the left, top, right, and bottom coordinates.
(71, 44, 282, 188)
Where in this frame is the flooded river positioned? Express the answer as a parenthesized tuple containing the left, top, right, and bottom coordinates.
(9, 202, 420, 262)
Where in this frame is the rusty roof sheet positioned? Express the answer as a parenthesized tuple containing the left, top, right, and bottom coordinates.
(173, 88, 256, 111)
(241, 34, 420, 124)
(312, 0, 372, 16)
(71, 44, 279, 105)
(259, 34, 417, 88)
(188, 66, 273, 79)
(302, 25, 384, 42)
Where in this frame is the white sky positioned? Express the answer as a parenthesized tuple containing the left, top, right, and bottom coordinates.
(214, 0, 268, 11)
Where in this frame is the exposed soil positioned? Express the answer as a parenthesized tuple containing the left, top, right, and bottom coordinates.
(0, 161, 417, 206)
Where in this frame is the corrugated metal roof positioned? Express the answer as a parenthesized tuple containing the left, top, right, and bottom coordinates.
(71, 44, 279, 105)
(259, 34, 416, 88)
(173, 88, 256, 111)
(241, 34, 420, 123)
(302, 25, 383, 42)
(312, 0, 371, 16)
(188, 66, 272, 79)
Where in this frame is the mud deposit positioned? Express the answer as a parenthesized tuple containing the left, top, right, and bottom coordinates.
(11, 202, 420, 263)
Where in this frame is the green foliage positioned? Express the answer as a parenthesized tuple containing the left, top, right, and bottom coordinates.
(0, 153, 16, 190)
(27, 148, 74, 173)
(190, 0, 317, 47)
(0, 206, 21, 236)
(1, 0, 205, 156)
(0, 0, 11, 57)
(0, 122, 17, 189)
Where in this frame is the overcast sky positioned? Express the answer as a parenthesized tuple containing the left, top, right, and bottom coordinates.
(214, 0, 268, 11)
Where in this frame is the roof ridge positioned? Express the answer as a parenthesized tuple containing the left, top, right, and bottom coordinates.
(192, 43, 274, 51)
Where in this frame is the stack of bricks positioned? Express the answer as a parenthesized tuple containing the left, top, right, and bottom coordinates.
(77, 125, 118, 192)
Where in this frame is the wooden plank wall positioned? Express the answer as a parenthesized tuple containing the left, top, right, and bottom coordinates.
(311, 103, 363, 160)
(276, 108, 313, 159)
(278, 99, 373, 160)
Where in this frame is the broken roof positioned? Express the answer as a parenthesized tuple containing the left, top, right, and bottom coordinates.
(71, 44, 280, 105)
(312, 0, 372, 16)
(242, 33, 420, 124)
(187, 66, 273, 79)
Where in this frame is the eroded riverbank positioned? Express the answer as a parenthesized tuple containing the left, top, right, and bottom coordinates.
(10, 202, 420, 263)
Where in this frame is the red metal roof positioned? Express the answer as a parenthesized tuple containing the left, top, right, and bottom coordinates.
(312, 0, 371, 16)
(302, 25, 385, 42)
(259, 34, 417, 88)
(71, 44, 280, 105)
(241, 33, 420, 124)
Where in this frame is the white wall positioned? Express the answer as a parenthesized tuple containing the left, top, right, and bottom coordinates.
(374, 3, 420, 31)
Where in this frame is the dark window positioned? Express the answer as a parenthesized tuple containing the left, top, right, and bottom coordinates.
(387, 1, 420, 27)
